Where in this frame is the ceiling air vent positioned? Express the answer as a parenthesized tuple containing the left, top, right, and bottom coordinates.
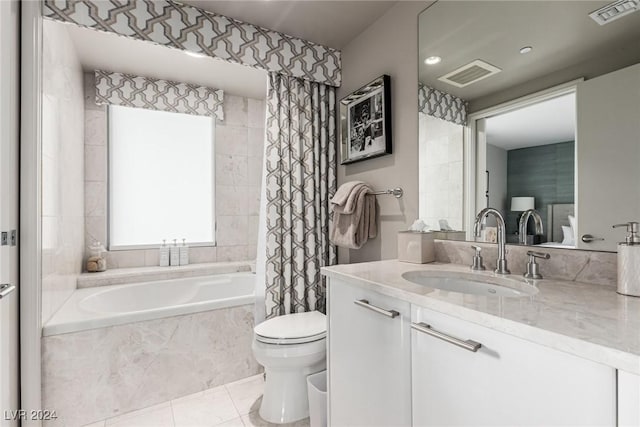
(589, 0, 639, 25)
(438, 60, 502, 88)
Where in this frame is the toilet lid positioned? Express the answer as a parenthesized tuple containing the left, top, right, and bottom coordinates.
(255, 311, 326, 344)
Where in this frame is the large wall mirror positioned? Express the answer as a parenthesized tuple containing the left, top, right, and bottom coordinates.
(418, 1, 640, 252)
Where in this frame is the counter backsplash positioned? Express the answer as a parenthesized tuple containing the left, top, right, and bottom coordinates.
(434, 239, 617, 288)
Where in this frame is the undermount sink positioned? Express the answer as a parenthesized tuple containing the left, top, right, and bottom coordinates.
(402, 270, 538, 297)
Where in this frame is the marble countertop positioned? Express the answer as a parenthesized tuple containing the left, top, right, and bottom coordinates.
(321, 260, 640, 374)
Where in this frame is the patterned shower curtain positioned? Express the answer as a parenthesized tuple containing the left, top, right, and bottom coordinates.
(263, 72, 337, 319)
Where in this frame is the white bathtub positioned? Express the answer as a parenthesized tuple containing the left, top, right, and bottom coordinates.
(43, 272, 255, 336)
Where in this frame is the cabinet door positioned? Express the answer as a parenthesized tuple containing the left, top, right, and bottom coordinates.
(411, 306, 616, 426)
(327, 279, 411, 426)
(619, 370, 640, 427)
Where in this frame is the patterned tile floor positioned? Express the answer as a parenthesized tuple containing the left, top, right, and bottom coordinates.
(83, 374, 310, 427)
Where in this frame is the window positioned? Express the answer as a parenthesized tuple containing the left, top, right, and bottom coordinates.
(108, 105, 215, 249)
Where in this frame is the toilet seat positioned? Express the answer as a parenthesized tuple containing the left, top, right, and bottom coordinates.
(254, 311, 326, 345)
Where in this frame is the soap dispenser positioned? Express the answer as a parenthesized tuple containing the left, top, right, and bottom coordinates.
(170, 239, 180, 266)
(613, 222, 640, 297)
(179, 238, 190, 266)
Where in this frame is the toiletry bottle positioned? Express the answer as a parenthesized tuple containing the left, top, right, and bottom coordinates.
(179, 238, 190, 266)
(613, 221, 640, 297)
(170, 239, 180, 266)
(159, 239, 170, 267)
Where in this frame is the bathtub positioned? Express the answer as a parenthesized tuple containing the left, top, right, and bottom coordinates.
(42, 271, 261, 426)
(43, 272, 255, 336)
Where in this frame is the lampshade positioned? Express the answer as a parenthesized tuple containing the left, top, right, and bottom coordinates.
(511, 196, 534, 211)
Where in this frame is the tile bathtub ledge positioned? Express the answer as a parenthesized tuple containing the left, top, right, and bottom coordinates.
(321, 260, 640, 375)
(78, 261, 254, 288)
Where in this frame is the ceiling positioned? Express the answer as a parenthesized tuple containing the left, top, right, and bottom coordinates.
(65, 23, 268, 100)
(419, 1, 640, 103)
(486, 93, 576, 151)
(181, 1, 397, 49)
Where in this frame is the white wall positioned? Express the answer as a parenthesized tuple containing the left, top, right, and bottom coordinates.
(337, 1, 433, 263)
(41, 20, 85, 324)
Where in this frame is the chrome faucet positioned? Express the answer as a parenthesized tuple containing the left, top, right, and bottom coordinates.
(473, 207, 511, 275)
(518, 209, 544, 245)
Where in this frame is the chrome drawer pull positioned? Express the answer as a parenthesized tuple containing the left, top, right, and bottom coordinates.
(411, 322, 482, 352)
(0, 283, 16, 299)
(354, 299, 399, 318)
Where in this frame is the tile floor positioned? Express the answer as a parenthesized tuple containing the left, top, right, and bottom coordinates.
(83, 374, 310, 427)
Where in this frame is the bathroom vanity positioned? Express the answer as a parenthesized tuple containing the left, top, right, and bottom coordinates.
(322, 260, 640, 426)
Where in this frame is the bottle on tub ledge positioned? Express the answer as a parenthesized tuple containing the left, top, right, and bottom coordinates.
(170, 239, 180, 266)
(159, 239, 170, 267)
(86, 241, 107, 273)
(179, 238, 190, 266)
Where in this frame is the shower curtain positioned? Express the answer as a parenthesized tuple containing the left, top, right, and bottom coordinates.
(255, 72, 337, 321)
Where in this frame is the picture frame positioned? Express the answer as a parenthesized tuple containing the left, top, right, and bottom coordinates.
(339, 75, 392, 165)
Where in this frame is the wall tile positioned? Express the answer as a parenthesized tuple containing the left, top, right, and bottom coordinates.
(189, 246, 217, 264)
(247, 157, 263, 188)
(216, 125, 248, 156)
(224, 96, 248, 127)
(85, 181, 106, 217)
(248, 128, 265, 158)
(247, 99, 265, 128)
(144, 249, 160, 267)
(107, 250, 146, 269)
(247, 216, 259, 246)
(247, 186, 261, 217)
(216, 186, 249, 216)
(216, 155, 248, 186)
(217, 246, 249, 262)
(85, 110, 107, 146)
(85, 145, 107, 182)
(217, 216, 249, 246)
(85, 216, 107, 248)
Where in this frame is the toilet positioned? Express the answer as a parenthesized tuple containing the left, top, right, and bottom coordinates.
(252, 311, 327, 424)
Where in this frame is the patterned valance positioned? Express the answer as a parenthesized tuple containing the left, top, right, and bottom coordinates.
(95, 70, 224, 119)
(418, 84, 468, 126)
(43, 0, 342, 88)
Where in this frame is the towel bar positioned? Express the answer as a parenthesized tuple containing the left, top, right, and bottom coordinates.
(370, 187, 403, 198)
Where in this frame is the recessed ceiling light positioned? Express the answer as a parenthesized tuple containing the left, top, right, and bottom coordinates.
(519, 46, 533, 54)
(185, 51, 207, 59)
(424, 56, 442, 65)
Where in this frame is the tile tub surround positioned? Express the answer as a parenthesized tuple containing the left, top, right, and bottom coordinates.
(322, 260, 640, 374)
(42, 20, 86, 324)
(83, 71, 265, 268)
(434, 239, 617, 288)
(76, 261, 253, 288)
(43, 305, 261, 427)
(82, 374, 310, 427)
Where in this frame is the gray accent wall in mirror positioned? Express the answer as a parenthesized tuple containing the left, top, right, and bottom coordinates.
(418, 1, 640, 252)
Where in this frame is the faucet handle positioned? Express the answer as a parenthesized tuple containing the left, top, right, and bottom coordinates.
(524, 251, 550, 280)
(527, 251, 550, 260)
(470, 245, 486, 271)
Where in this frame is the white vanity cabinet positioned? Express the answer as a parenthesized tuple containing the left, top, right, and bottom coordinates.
(618, 371, 640, 427)
(411, 305, 616, 426)
(327, 278, 412, 426)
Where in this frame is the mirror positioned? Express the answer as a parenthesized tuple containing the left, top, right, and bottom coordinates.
(418, 1, 640, 252)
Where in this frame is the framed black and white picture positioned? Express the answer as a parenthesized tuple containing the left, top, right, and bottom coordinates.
(339, 75, 392, 164)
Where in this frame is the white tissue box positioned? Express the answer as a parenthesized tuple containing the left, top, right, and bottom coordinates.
(398, 231, 435, 264)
